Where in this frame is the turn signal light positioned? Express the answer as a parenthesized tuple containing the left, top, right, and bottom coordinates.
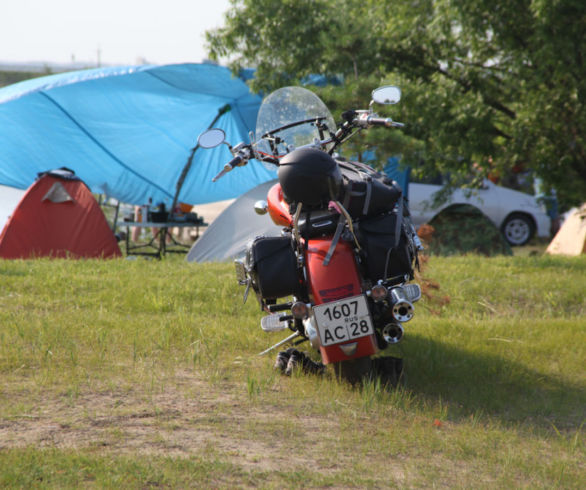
(370, 284, 388, 302)
(291, 301, 309, 319)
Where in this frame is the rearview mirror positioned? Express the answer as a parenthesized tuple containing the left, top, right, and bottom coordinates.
(372, 86, 401, 105)
(198, 128, 226, 149)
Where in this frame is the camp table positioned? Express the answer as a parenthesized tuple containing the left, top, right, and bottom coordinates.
(122, 220, 207, 259)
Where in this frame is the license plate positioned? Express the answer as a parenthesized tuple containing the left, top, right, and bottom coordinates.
(313, 295, 374, 346)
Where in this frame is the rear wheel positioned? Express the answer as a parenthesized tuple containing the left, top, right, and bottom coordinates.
(333, 357, 373, 385)
(501, 213, 535, 246)
(373, 356, 404, 387)
(334, 356, 405, 386)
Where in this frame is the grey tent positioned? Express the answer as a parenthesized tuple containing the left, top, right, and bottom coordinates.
(0, 184, 25, 232)
(187, 180, 281, 262)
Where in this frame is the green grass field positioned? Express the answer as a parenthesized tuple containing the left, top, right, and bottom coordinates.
(0, 253, 584, 488)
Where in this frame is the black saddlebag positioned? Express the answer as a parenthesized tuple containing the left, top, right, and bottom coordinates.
(356, 212, 415, 282)
(246, 236, 301, 299)
(337, 160, 402, 218)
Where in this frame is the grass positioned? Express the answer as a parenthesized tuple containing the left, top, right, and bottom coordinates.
(0, 253, 584, 488)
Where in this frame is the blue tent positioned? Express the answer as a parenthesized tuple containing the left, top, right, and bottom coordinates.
(0, 63, 276, 206)
(384, 156, 411, 200)
(359, 150, 410, 199)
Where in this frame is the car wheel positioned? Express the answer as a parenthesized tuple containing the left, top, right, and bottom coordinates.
(501, 213, 535, 246)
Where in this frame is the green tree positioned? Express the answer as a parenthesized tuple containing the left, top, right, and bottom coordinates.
(207, 0, 585, 209)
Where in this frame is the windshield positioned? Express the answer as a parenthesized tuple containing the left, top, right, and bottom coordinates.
(254, 86, 336, 159)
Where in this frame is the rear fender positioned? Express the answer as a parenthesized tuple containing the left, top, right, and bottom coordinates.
(305, 238, 377, 364)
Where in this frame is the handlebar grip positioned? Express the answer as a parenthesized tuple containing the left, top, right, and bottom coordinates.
(366, 116, 394, 127)
(212, 154, 245, 182)
(227, 155, 243, 168)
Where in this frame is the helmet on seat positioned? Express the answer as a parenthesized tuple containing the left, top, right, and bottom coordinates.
(278, 148, 342, 207)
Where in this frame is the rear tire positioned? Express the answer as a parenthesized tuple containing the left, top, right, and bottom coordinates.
(373, 356, 404, 387)
(334, 357, 373, 385)
(334, 356, 405, 386)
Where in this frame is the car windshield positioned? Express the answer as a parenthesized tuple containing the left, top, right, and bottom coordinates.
(254, 86, 336, 159)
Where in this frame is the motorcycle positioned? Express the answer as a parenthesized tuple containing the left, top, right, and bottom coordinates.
(198, 85, 423, 383)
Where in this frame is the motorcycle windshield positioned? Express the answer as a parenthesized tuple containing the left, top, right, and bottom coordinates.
(255, 86, 336, 160)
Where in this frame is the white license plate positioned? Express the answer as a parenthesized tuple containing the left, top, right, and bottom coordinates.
(313, 295, 374, 346)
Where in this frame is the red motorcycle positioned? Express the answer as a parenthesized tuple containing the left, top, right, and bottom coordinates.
(198, 85, 423, 383)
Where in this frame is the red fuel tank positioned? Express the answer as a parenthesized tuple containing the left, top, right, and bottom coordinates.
(266, 183, 292, 227)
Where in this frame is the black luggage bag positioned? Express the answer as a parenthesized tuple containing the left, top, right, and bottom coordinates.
(356, 211, 415, 282)
(246, 235, 301, 299)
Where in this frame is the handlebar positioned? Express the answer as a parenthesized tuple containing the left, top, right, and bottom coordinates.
(212, 145, 253, 182)
(355, 112, 404, 129)
(366, 116, 394, 127)
(212, 155, 242, 182)
(209, 109, 406, 182)
(227, 155, 243, 168)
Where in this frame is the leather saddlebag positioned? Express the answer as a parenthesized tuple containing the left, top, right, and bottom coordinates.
(246, 236, 301, 299)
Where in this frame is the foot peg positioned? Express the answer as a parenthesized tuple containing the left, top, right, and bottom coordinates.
(261, 313, 289, 332)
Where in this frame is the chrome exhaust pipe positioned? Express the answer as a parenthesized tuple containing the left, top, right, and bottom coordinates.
(382, 322, 404, 344)
(390, 287, 414, 323)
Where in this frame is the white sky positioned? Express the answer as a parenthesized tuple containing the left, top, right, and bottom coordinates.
(0, 0, 232, 66)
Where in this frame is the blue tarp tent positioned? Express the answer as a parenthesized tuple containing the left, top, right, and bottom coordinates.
(0, 63, 276, 206)
(384, 156, 411, 200)
(360, 150, 410, 199)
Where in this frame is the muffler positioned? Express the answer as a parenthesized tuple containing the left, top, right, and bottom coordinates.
(382, 322, 404, 344)
(390, 287, 414, 323)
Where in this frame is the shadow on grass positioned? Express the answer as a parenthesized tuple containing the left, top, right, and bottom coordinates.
(401, 334, 585, 429)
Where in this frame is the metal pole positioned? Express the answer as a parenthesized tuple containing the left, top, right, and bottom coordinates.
(257, 332, 300, 357)
(168, 103, 231, 220)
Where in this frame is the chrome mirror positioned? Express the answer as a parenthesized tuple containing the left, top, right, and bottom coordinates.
(198, 128, 226, 149)
(372, 86, 401, 105)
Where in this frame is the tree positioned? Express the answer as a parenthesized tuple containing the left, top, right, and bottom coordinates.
(207, 0, 585, 209)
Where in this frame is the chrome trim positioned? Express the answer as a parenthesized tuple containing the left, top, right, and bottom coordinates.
(303, 316, 321, 350)
(390, 287, 414, 322)
(254, 200, 268, 215)
(403, 283, 422, 303)
(382, 323, 404, 344)
(261, 313, 289, 332)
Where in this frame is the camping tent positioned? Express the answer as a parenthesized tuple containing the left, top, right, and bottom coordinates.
(0, 184, 25, 232)
(187, 162, 414, 263)
(0, 169, 121, 259)
(546, 204, 586, 256)
(0, 63, 276, 207)
(187, 180, 281, 262)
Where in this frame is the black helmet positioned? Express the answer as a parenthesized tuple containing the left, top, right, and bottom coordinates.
(278, 148, 342, 207)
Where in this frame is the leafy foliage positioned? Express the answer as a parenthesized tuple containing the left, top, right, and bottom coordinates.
(207, 0, 585, 209)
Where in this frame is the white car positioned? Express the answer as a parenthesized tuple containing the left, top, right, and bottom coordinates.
(408, 179, 551, 246)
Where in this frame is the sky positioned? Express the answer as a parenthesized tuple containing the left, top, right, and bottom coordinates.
(1, 0, 232, 67)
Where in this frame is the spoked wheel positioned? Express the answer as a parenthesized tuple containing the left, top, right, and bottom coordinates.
(501, 213, 535, 246)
